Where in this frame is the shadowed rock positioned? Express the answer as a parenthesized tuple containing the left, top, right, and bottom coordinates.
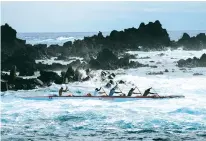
(177, 53, 206, 67)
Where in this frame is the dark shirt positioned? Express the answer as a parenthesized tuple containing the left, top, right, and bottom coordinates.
(143, 88, 152, 96)
(127, 88, 135, 96)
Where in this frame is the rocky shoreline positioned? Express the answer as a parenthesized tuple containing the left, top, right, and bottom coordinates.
(1, 21, 206, 91)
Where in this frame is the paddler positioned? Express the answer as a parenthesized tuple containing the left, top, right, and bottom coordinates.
(143, 87, 156, 96)
(109, 84, 122, 96)
(127, 87, 136, 96)
(127, 87, 142, 96)
(94, 87, 102, 96)
(59, 86, 68, 96)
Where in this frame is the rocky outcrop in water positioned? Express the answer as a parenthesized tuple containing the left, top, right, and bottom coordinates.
(147, 71, 164, 75)
(175, 33, 206, 50)
(1, 71, 44, 91)
(177, 53, 206, 67)
(1, 80, 8, 92)
(36, 63, 69, 71)
(37, 70, 62, 85)
(1, 24, 49, 74)
(89, 48, 147, 70)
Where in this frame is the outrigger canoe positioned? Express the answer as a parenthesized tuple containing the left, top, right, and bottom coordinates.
(21, 95, 185, 102)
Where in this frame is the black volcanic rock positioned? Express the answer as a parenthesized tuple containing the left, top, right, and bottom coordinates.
(1, 71, 44, 91)
(63, 41, 72, 47)
(2, 50, 37, 73)
(97, 48, 118, 63)
(36, 62, 69, 71)
(147, 71, 164, 75)
(1, 80, 8, 92)
(177, 53, 206, 67)
(89, 48, 147, 69)
(69, 60, 82, 68)
(193, 73, 203, 76)
(177, 33, 206, 50)
(37, 70, 62, 85)
(1, 23, 17, 43)
(1, 24, 50, 75)
(63, 66, 75, 82)
(67, 20, 171, 57)
(89, 48, 118, 69)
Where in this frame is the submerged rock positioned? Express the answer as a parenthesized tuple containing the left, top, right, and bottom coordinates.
(177, 33, 206, 50)
(177, 53, 206, 67)
(193, 73, 203, 76)
(1, 80, 8, 91)
(147, 71, 164, 75)
(138, 56, 151, 59)
(37, 70, 62, 85)
(150, 65, 158, 68)
(164, 69, 169, 72)
(108, 73, 116, 79)
(118, 80, 125, 84)
(156, 53, 165, 56)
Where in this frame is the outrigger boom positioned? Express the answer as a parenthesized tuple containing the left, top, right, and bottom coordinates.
(21, 95, 185, 101)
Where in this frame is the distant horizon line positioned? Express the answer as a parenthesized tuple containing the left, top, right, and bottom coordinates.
(18, 30, 206, 34)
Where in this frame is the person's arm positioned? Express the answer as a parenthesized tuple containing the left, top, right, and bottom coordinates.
(133, 92, 141, 94)
(98, 87, 102, 91)
(63, 86, 68, 92)
(115, 91, 122, 93)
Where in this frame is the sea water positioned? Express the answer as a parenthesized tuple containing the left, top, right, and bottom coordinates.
(1, 32, 206, 141)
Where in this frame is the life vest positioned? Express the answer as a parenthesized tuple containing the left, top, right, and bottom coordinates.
(86, 93, 92, 96)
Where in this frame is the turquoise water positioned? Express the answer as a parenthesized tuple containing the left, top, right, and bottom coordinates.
(1, 37, 206, 140)
(1, 90, 206, 141)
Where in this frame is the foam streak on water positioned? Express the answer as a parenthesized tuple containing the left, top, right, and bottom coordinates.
(1, 49, 206, 141)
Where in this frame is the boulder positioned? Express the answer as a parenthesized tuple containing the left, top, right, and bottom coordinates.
(164, 69, 169, 72)
(193, 73, 203, 76)
(64, 66, 75, 82)
(37, 70, 62, 85)
(147, 71, 164, 75)
(82, 76, 90, 81)
(177, 33, 206, 50)
(69, 59, 82, 68)
(63, 41, 72, 47)
(108, 73, 116, 79)
(1, 80, 8, 91)
(150, 65, 158, 68)
(118, 80, 125, 84)
(36, 62, 68, 71)
(139, 56, 151, 59)
(1, 23, 17, 43)
(105, 82, 112, 88)
(9, 65, 17, 83)
(177, 53, 206, 67)
(89, 48, 147, 69)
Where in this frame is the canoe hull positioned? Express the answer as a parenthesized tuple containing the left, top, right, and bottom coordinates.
(21, 95, 185, 101)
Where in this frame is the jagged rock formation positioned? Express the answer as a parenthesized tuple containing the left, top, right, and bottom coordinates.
(89, 48, 148, 69)
(177, 53, 206, 67)
(175, 33, 206, 50)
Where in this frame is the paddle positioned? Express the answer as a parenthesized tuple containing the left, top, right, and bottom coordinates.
(117, 87, 126, 96)
(134, 86, 142, 96)
(151, 88, 160, 97)
(101, 87, 108, 96)
(125, 83, 142, 96)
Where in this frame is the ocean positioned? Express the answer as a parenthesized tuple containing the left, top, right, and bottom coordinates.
(1, 31, 206, 141)
(16, 30, 206, 46)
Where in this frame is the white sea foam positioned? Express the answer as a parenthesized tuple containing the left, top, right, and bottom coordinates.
(1, 49, 206, 140)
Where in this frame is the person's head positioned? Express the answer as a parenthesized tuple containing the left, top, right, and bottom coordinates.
(61, 87, 63, 89)
(95, 88, 98, 91)
(131, 88, 135, 90)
